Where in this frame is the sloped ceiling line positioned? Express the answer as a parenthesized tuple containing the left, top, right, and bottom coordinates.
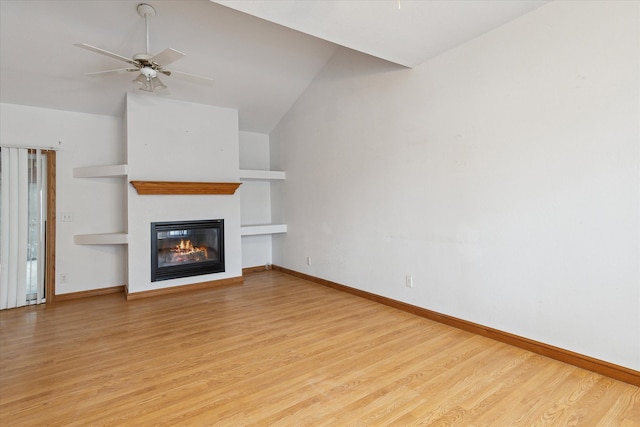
(0, 0, 548, 133)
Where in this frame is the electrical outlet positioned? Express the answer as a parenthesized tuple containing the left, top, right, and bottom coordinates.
(405, 275, 414, 288)
(306, 257, 311, 266)
(59, 273, 68, 283)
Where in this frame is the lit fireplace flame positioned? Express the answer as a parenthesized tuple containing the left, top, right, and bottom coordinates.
(171, 239, 208, 259)
(178, 239, 193, 251)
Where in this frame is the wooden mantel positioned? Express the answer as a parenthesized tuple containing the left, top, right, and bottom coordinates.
(130, 181, 241, 195)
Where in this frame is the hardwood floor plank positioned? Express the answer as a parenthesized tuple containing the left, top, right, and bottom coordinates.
(1, 271, 638, 426)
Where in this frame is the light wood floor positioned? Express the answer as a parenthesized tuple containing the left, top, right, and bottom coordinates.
(1, 271, 638, 426)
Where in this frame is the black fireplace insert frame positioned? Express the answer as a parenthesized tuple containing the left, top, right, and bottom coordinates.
(151, 219, 225, 282)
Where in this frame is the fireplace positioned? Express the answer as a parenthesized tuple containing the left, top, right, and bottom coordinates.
(151, 219, 224, 282)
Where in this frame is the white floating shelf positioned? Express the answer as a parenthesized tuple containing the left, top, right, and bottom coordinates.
(241, 224, 287, 236)
(239, 169, 285, 180)
(74, 164, 128, 178)
(74, 233, 129, 245)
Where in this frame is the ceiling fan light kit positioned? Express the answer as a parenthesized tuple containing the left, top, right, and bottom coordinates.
(134, 71, 166, 92)
(75, 3, 213, 93)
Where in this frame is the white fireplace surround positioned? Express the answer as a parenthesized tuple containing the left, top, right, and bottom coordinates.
(126, 93, 242, 295)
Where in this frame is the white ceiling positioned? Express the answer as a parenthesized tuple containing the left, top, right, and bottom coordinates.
(0, 0, 548, 133)
(215, 0, 549, 68)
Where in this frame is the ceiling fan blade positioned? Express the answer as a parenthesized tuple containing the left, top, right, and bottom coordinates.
(74, 43, 138, 66)
(84, 68, 139, 76)
(163, 69, 214, 86)
(150, 48, 185, 67)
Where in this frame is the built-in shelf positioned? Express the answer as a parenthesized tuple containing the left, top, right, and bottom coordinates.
(241, 224, 287, 236)
(73, 164, 128, 178)
(239, 169, 285, 180)
(74, 164, 129, 245)
(239, 169, 286, 237)
(130, 181, 242, 195)
(74, 233, 128, 245)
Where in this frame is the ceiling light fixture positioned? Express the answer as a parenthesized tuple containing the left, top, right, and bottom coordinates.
(134, 67, 167, 92)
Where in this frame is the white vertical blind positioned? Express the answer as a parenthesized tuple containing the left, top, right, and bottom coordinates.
(0, 147, 45, 309)
(0, 149, 7, 307)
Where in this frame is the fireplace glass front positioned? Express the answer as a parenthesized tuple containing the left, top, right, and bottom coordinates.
(151, 219, 224, 282)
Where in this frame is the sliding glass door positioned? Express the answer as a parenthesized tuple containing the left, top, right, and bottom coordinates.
(0, 147, 48, 309)
(26, 150, 47, 303)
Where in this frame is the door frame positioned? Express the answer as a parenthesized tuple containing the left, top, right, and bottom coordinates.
(44, 150, 56, 304)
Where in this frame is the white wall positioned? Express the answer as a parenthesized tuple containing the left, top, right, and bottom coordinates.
(271, 1, 640, 370)
(126, 94, 242, 293)
(239, 131, 273, 268)
(0, 103, 127, 294)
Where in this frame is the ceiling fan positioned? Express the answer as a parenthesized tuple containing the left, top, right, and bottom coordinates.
(75, 3, 213, 92)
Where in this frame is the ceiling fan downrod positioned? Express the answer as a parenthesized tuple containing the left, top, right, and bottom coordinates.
(137, 3, 156, 55)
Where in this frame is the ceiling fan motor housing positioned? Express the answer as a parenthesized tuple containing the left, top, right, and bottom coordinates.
(133, 53, 161, 70)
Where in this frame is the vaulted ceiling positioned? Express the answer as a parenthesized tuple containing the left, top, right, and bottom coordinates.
(0, 0, 548, 133)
